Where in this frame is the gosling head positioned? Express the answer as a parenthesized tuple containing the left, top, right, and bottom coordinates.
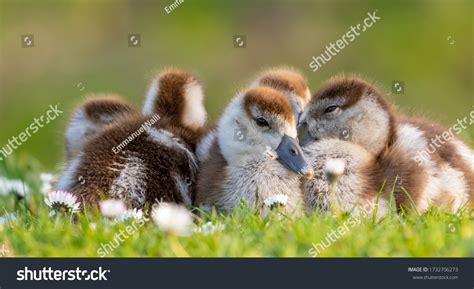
(253, 67, 311, 124)
(299, 75, 396, 156)
(218, 86, 314, 179)
(65, 95, 137, 159)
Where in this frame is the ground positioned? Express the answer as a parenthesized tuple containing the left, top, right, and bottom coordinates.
(0, 156, 473, 258)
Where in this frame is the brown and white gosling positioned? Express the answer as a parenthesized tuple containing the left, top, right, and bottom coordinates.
(64, 95, 138, 160)
(195, 86, 314, 214)
(56, 69, 207, 209)
(196, 67, 311, 162)
(299, 75, 473, 215)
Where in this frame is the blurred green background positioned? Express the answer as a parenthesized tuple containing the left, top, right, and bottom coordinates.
(0, 0, 473, 170)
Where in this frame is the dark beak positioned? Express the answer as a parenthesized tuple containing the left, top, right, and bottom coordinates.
(297, 121, 318, 146)
(276, 134, 314, 180)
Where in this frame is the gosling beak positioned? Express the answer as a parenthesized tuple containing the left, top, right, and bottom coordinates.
(301, 165, 314, 180)
(275, 134, 314, 179)
(297, 121, 319, 146)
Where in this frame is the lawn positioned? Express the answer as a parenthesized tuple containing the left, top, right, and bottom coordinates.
(1, 0, 472, 259)
(0, 155, 473, 258)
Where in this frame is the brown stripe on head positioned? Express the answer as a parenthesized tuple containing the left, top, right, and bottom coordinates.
(312, 74, 397, 150)
(65, 95, 138, 160)
(312, 75, 387, 110)
(82, 94, 137, 123)
(257, 67, 310, 104)
(243, 86, 294, 125)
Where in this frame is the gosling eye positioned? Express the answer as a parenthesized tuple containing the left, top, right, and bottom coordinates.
(324, 105, 340, 114)
(255, 117, 269, 127)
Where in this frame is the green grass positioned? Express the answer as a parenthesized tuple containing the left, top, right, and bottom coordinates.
(0, 156, 473, 258)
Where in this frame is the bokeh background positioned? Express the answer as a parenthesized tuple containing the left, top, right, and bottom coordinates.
(0, 0, 473, 170)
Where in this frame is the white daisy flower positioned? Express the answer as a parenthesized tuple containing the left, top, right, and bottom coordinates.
(151, 202, 193, 236)
(40, 173, 56, 194)
(99, 199, 127, 218)
(194, 221, 225, 236)
(115, 208, 144, 222)
(44, 190, 81, 216)
(0, 176, 29, 197)
(324, 158, 345, 183)
(264, 194, 289, 208)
